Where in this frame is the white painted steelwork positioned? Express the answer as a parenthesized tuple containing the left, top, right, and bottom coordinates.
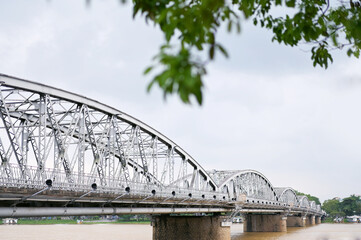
(298, 195, 311, 208)
(275, 187, 299, 207)
(0, 74, 217, 196)
(0, 74, 324, 217)
(0, 207, 232, 217)
(212, 170, 278, 202)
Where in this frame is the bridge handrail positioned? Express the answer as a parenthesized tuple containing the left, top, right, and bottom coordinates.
(0, 164, 226, 201)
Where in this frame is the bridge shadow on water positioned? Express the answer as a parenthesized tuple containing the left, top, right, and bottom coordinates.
(231, 223, 361, 240)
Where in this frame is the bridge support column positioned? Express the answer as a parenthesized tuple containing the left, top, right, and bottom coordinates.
(152, 215, 231, 240)
(306, 215, 315, 226)
(315, 216, 321, 224)
(243, 214, 287, 232)
(286, 216, 306, 227)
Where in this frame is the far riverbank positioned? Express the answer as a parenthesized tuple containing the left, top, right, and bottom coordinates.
(16, 219, 150, 225)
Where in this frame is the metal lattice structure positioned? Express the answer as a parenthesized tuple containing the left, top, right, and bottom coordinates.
(0, 74, 324, 217)
(275, 188, 299, 207)
(298, 196, 311, 208)
(0, 75, 218, 197)
(211, 170, 278, 202)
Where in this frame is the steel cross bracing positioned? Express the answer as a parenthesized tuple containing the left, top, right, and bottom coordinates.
(0, 74, 324, 217)
(0, 90, 30, 181)
(0, 76, 218, 196)
(0, 137, 11, 178)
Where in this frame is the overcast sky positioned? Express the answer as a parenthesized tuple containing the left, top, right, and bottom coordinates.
(1, 1, 360, 202)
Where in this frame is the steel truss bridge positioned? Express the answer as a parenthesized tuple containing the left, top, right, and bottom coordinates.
(0, 74, 324, 218)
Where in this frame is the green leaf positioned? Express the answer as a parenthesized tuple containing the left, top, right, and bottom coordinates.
(236, 22, 241, 33)
(227, 21, 233, 32)
(143, 66, 153, 74)
(347, 48, 353, 57)
(285, 0, 295, 8)
(209, 45, 215, 60)
(354, 49, 360, 58)
(217, 44, 229, 58)
(253, 18, 258, 25)
(147, 80, 155, 92)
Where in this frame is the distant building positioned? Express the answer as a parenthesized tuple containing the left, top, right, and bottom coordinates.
(346, 215, 361, 223)
(333, 217, 343, 223)
(232, 217, 243, 223)
(2, 218, 18, 224)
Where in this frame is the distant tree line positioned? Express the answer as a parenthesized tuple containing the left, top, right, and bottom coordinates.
(323, 195, 361, 217)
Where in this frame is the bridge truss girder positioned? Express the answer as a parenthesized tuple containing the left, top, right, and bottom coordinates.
(213, 170, 279, 202)
(0, 74, 323, 215)
(275, 187, 299, 207)
(0, 76, 218, 198)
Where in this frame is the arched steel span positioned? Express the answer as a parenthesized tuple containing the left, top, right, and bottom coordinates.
(310, 201, 317, 210)
(0, 74, 218, 197)
(209, 171, 322, 212)
(298, 195, 310, 208)
(275, 187, 299, 207)
(210, 170, 279, 202)
(0, 73, 325, 217)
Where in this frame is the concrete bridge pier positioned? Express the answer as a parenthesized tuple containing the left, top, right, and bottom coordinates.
(152, 214, 231, 240)
(305, 215, 316, 226)
(315, 216, 321, 224)
(286, 215, 306, 227)
(243, 214, 287, 232)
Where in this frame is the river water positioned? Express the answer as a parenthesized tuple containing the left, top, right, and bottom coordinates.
(0, 223, 360, 240)
(231, 224, 361, 240)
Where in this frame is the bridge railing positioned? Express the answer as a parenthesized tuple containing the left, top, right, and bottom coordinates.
(0, 164, 228, 202)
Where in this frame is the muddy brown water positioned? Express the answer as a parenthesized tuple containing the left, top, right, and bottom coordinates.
(0, 223, 360, 240)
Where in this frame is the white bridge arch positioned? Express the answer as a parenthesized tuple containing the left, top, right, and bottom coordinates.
(0, 73, 324, 217)
(0, 74, 217, 199)
(209, 170, 278, 202)
(275, 187, 299, 207)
